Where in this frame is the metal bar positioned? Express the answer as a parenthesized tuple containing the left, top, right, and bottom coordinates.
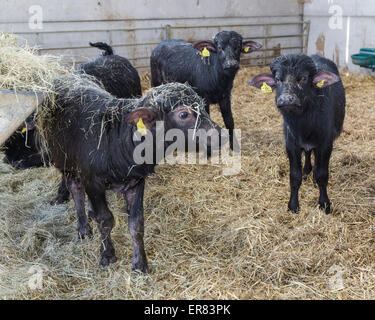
(14, 26, 165, 35)
(165, 24, 171, 40)
(39, 43, 304, 53)
(241, 46, 303, 56)
(303, 20, 311, 55)
(183, 34, 303, 42)
(241, 55, 289, 61)
(14, 21, 304, 35)
(5, 15, 303, 24)
(63, 55, 150, 64)
(170, 22, 305, 29)
(38, 42, 161, 51)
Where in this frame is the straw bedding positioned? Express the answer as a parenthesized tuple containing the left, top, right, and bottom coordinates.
(0, 33, 69, 93)
(0, 64, 375, 299)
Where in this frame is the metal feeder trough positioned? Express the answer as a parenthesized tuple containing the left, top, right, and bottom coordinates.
(0, 90, 45, 145)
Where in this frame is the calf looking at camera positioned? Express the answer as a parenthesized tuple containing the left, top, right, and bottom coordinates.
(151, 30, 261, 150)
(249, 54, 345, 213)
(41, 76, 226, 272)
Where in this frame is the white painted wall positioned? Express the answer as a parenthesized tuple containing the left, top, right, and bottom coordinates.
(0, 0, 304, 69)
(304, 0, 375, 73)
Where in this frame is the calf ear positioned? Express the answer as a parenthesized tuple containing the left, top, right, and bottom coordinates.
(313, 71, 340, 88)
(19, 121, 36, 132)
(242, 40, 262, 53)
(124, 109, 157, 130)
(193, 41, 217, 53)
(26, 121, 36, 131)
(248, 73, 276, 89)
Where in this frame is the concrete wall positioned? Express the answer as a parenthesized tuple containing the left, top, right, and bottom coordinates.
(0, 0, 304, 69)
(304, 0, 375, 73)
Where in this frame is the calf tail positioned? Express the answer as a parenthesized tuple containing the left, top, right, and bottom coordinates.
(89, 42, 114, 56)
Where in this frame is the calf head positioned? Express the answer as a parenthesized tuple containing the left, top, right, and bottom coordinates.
(194, 31, 262, 73)
(248, 54, 340, 114)
(125, 83, 228, 155)
(2, 116, 43, 169)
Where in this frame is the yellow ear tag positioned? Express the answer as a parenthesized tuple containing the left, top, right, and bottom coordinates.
(21, 127, 27, 133)
(261, 81, 273, 94)
(316, 79, 325, 88)
(244, 46, 250, 53)
(200, 47, 210, 57)
(136, 118, 147, 136)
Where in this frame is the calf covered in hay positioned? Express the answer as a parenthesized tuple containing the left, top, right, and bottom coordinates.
(40, 75, 226, 272)
(1, 41, 143, 207)
(249, 54, 345, 214)
(51, 42, 143, 205)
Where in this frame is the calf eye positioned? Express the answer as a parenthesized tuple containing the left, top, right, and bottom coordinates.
(179, 111, 189, 119)
(300, 75, 308, 83)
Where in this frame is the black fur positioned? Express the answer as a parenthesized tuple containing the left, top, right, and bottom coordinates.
(50, 42, 143, 205)
(1, 114, 47, 169)
(150, 30, 261, 149)
(77, 42, 142, 99)
(89, 42, 114, 56)
(45, 77, 224, 271)
(249, 54, 345, 213)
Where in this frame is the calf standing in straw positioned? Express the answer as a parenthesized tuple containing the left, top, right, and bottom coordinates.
(249, 54, 345, 214)
(40, 75, 227, 272)
(151, 30, 262, 150)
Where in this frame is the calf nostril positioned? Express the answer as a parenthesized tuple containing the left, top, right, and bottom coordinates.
(277, 95, 297, 107)
(224, 61, 239, 69)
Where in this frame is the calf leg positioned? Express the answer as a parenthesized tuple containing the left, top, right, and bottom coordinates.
(286, 144, 302, 213)
(124, 179, 148, 273)
(303, 150, 313, 180)
(50, 175, 70, 205)
(87, 199, 96, 222)
(85, 186, 117, 267)
(219, 97, 238, 151)
(205, 103, 210, 116)
(314, 145, 332, 214)
(66, 177, 92, 239)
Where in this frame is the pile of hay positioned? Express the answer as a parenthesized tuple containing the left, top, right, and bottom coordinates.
(0, 66, 375, 299)
(0, 33, 69, 93)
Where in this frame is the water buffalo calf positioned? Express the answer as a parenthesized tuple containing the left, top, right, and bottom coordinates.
(151, 30, 262, 149)
(52, 42, 143, 205)
(249, 54, 345, 213)
(43, 76, 226, 272)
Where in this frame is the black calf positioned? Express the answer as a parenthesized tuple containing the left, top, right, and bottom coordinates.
(50, 42, 143, 205)
(44, 76, 226, 272)
(249, 54, 345, 213)
(151, 30, 261, 149)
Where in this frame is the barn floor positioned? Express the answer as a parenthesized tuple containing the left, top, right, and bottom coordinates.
(0, 66, 375, 299)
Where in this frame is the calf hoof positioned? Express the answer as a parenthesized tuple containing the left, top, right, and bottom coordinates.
(100, 254, 118, 268)
(288, 201, 300, 213)
(78, 224, 93, 240)
(88, 210, 96, 222)
(302, 170, 312, 181)
(319, 202, 332, 214)
(50, 194, 70, 205)
(132, 260, 149, 274)
(302, 169, 312, 180)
